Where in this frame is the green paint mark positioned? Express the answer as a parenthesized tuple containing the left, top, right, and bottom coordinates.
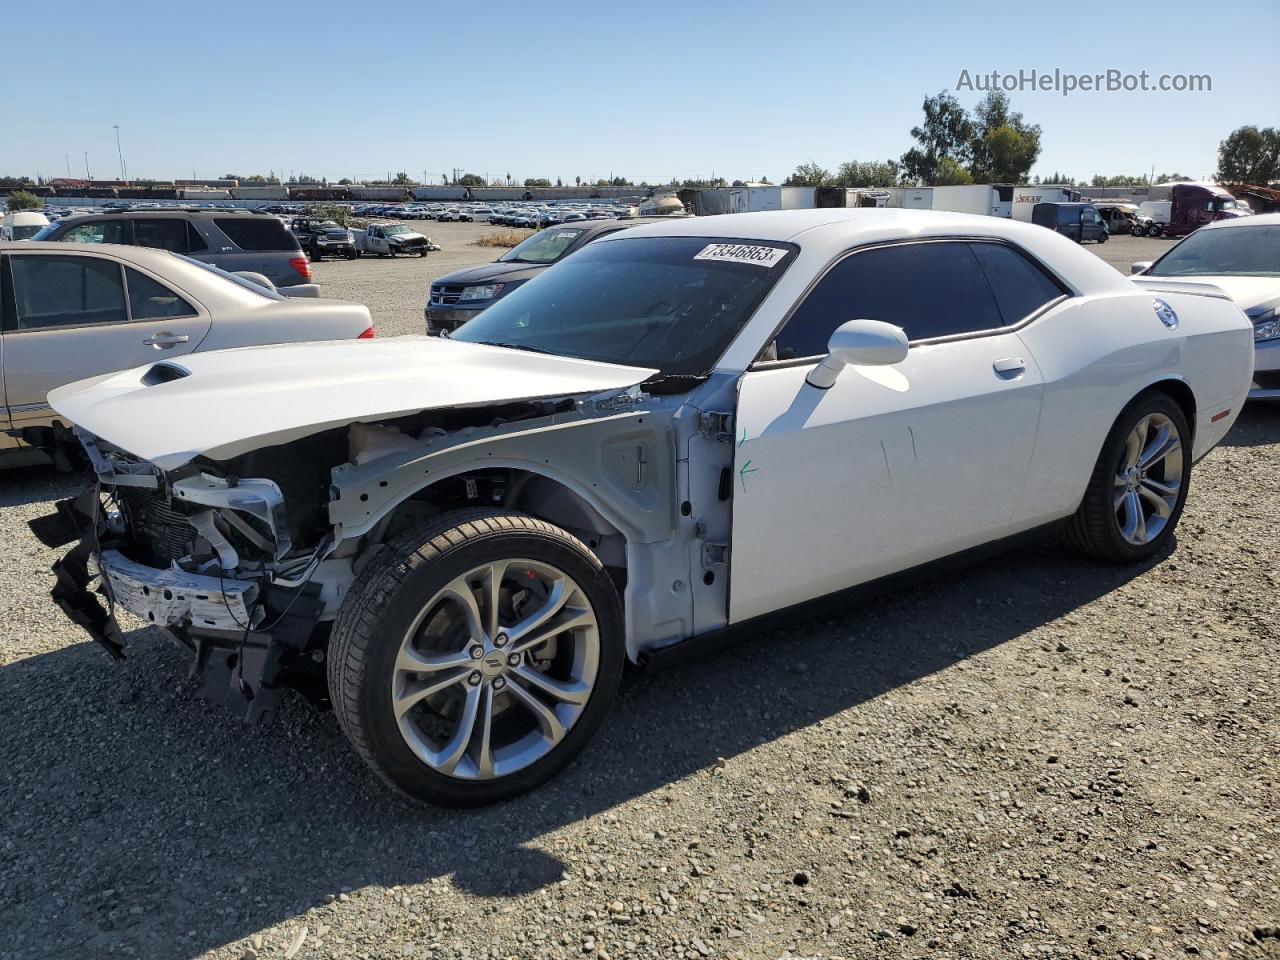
(738, 427, 748, 448)
(738, 459, 759, 491)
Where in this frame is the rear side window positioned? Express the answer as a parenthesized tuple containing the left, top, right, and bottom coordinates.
(133, 219, 192, 253)
(58, 220, 128, 244)
(213, 217, 299, 251)
(125, 268, 197, 320)
(774, 241, 1004, 358)
(969, 242, 1065, 324)
(10, 255, 127, 330)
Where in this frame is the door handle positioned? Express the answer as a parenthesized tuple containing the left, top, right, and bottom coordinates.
(143, 333, 189, 348)
(993, 357, 1026, 378)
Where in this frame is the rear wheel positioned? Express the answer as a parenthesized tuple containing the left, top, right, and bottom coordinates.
(1066, 392, 1191, 563)
(328, 511, 624, 806)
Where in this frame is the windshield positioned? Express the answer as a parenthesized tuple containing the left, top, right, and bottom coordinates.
(500, 228, 586, 264)
(175, 254, 286, 300)
(453, 236, 796, 377)
(1147, 224, 1280, 278)
(384, 224, 416, 236)
(10, 224, 46, 240)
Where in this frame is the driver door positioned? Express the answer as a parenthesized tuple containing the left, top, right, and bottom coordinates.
(728, 239, 1061, 623)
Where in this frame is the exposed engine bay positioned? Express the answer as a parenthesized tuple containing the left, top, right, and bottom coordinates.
(31, 381, 735, 721)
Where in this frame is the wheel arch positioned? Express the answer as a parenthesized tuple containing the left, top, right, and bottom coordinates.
(1137, 377, 1197, 446)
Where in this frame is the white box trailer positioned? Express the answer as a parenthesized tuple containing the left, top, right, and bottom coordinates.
(1012, 185, 1078, 221)
(902, 187, 933, 209)
(780, 186, 815, 209)
(928, 185, 1013, 218)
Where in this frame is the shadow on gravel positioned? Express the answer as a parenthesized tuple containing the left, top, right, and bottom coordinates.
(1220, 403, 1280, 448)
(0, 462, 83, 508)
(0, 535, 1160, 959)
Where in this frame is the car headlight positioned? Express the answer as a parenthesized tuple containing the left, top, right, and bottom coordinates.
(460, 284, 503, 302)
(1253, 309, 1280, 342)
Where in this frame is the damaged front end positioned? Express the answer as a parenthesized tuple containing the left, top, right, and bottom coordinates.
(31, 427, 336, 720)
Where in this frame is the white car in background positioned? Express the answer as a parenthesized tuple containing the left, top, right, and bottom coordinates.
(35, 210, 1252, 806)
(1132, 213, 1280, 398)
(0, 241, 374, 466)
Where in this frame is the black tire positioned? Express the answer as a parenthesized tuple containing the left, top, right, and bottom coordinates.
(1097, 231, 1108, 244)
(1065, 391, 1192, 563)
(418, 249, 428, 257)
(328, 510, 624, 807)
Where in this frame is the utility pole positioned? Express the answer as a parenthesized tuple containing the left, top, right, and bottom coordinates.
(113, 124, 127, 182)
(84, 151, 91, 180)
(65, 153, 71, 179)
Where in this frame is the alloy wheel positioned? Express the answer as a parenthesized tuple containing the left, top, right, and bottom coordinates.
(391, 558, 600, 780)
(1113, 412, 1183, 545)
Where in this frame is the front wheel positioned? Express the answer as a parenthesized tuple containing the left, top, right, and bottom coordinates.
(328, 511, 624, 806)
(1066, 392, 1191, 563)
(1097, 230, 1108, 244)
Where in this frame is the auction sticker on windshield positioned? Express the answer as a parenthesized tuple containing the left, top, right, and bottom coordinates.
(694, 243, 788, 267)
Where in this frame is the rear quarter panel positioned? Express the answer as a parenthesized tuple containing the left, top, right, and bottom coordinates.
(196, 301, 372, 351)
(1013, 289, 1252, 527)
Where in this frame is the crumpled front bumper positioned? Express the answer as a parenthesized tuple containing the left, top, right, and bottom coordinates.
(30, 489, 258, 659)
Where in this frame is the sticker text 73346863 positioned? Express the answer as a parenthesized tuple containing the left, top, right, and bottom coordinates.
(693, 243, 788, 268)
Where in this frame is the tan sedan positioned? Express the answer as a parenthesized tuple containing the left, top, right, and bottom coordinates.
(0, 241, 374, 466)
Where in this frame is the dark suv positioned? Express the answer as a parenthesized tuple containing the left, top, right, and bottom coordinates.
(425, 218, 666, 333)
(35, 209, 315, 289)
(1031, 202, 1109, 244)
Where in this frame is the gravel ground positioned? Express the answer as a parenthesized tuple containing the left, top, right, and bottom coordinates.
(2, 229, 1277, 960)
(310, 221, 533, 338)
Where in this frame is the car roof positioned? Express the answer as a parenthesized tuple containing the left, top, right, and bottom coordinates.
(0, 240, 185, 263)
(600, 208, 1134, 294)
(50, 208, 277, 223)
(1203, 212, 1280, 229)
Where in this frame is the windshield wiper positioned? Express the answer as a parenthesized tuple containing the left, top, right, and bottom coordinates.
(480, 341, 560, 357)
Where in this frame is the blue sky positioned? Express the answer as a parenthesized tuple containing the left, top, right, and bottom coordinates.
(6, 0, 1277, 185)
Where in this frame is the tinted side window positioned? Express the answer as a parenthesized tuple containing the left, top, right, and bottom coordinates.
(59, 220, 128, 244)
(213, 217, 299, 251)
(133, 219, 190, 253)
(774, 242, 1003, 359)
(11, 255, 127, 330)
(969, 243, 1065, 324)
(126, 268, 197, 320)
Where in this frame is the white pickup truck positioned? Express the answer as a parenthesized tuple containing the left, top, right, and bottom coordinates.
(353, 223, 431, 257)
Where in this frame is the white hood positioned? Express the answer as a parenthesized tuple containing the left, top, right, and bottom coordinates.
(48, 337, 657, 470)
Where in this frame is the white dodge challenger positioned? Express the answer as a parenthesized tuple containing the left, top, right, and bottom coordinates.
(33, 209, 1253, 806)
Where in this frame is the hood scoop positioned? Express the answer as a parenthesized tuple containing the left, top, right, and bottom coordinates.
(140, 362, 192, 386)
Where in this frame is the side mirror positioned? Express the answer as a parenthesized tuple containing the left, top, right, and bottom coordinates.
(806, 318, 909, 389)
(1130, 261, 1152, 275)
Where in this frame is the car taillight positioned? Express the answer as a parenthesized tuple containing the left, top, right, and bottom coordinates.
(290, 257, 311, 280)
(357, 325, 376, 339)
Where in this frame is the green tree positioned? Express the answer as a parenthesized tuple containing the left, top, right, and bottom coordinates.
(337, 178, 353, 185)
(784, 161, 832, 186)
(1215, 126, 1280, 184)
(6, 189, 44, 211)
(391, 171, 416, 184)
(933, 156, 974, 185)
(833, 159, 900, 187)
(457, 173, 485, 187)
(1090, 174, 1150, 187)
(900, 90, 973, 185)
(524, 177, 552, 187)
(967, 92, 1041, 183)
